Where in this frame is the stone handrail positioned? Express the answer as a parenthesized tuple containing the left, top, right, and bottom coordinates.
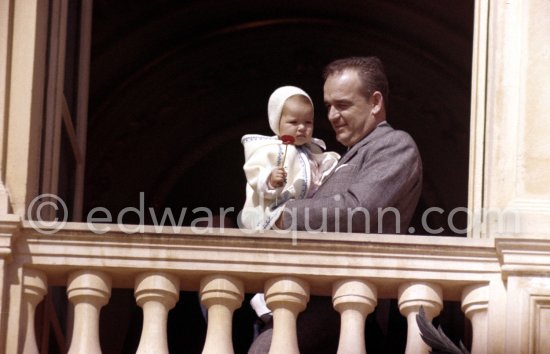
(1, 218, 508, 353)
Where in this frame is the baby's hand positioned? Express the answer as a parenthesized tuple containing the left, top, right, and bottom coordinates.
(269, 167, 287, 188)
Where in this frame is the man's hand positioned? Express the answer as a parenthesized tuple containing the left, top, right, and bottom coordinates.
(269, 167, 287, 188)
(274, 212, 284, 229)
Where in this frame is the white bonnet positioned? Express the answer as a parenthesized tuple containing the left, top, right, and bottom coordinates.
(268, 86, 313, 136)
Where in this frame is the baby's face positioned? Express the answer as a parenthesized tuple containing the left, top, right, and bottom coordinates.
(279, 95, 314, 146)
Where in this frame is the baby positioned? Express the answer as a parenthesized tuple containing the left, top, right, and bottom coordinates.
(240, 85, 340, 230)
(240, 86, 341, 326)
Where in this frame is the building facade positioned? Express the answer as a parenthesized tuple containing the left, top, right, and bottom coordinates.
(1, 0, 550, 353)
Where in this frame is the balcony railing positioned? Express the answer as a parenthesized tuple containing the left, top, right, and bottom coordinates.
(0, 216, 516, 353)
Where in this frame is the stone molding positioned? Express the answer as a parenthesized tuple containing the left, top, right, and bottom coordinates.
(8, 220, 502, 300)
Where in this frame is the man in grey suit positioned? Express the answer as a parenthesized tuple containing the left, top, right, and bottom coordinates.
(249, 56, 422, 354)
(276, 56, 422, 234)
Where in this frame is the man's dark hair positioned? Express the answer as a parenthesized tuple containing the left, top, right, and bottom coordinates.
(323, 56, 389, 104)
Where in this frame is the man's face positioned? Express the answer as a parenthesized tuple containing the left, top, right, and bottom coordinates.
(323, 69, 378, 147)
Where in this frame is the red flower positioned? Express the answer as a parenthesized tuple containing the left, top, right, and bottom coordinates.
(279, 135, 295, 167)
(281, 135, 295, 145)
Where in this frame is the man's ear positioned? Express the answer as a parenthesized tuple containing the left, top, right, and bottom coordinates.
(370, 91, 384, 115)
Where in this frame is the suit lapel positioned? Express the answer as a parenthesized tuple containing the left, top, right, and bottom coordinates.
(336, 121, 390, 166)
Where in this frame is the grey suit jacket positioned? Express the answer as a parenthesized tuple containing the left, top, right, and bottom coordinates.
(281, 122, 422, 233)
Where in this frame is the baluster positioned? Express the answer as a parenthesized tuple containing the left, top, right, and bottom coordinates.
(264, 276, 309, 354)
(200, 274, 244, 354)
(462, 284, 489, 354)
(22, 269, 47, 354)
(398, 282, 443, 354)
(332, 279, 377, 354)
(67, 270, 111, 354)
(134, 272, 180, 354)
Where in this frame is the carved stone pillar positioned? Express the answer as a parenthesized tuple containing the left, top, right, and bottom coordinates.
(67, 270, 112, 354)
(398, 282, 443, 354)
(0, 216, 19, 353)
(462, 284, 489, 354)
(21, 269, 47, 354)
(264, 277, 310, 354)
(134, 272, 180, 354)
(332, 279, 377, 354)
(200, 274, 244, 354)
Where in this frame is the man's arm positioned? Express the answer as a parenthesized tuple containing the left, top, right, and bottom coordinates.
(280, 131, 422, 233)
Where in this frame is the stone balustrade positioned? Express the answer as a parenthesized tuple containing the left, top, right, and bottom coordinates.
(200, 274, 244, 354)
(398, 282, 443, 354)
(67, 270, 112, 354)
(21, 269, 47, 354)
(134, 272, 180, 354)
(2, 219, 544, 353)
(332, 279, 377, 354)
(265, 276, 310, 354)
(461, 284, 489, 354)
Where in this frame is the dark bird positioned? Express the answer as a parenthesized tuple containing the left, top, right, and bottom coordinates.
(416, 306, 470, 354)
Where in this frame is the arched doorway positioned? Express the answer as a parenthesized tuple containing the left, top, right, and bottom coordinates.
(86, 0, 473, 236)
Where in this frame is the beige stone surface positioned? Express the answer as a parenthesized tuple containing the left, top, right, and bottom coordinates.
(1, 0, 550, 352)
(67, 270, 111, 354)
(332, 279, 377, 354)
(134, 272, 179, 354)
(200, 274, 244, 354)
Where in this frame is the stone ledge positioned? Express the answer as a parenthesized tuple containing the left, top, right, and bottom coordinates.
(6, 220, 502, 300)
